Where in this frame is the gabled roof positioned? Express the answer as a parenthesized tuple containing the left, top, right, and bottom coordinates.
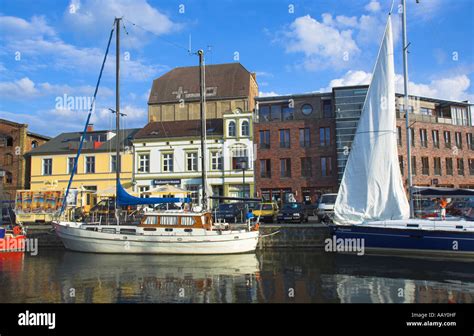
(134, 119, 223, 140)
(27, 129, 140, 156)
(148, 63, 255, 104)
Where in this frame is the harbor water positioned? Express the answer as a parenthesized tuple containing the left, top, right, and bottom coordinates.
(0, 249, 472, 303)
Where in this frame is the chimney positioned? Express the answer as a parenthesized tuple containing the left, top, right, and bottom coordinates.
(87, 124, 94, 132)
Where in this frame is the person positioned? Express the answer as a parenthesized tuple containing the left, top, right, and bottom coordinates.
(246, 209, 255, 225)
(439, 197, 448, 220)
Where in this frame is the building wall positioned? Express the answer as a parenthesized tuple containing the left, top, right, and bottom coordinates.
(0, 120, 49, 201)
(396, 120, 474, 188)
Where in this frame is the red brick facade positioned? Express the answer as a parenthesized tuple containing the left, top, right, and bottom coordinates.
(396, 119, 474, 189)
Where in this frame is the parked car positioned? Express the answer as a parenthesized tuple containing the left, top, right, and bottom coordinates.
(277, 203, 309, 223)
(213, 202, 245, 223)
(252, 202, 279, 223)
(316, 193, 338, 222)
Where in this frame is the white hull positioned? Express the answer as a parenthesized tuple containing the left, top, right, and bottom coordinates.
(53, 222, 259, 255)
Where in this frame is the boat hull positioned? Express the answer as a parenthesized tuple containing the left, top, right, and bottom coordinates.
(53, 222, 259, 255)
(329, 224, 474, 258)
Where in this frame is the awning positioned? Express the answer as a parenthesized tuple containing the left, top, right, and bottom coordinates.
(144, 184, 188, 195)
(412, 187, 474, 197)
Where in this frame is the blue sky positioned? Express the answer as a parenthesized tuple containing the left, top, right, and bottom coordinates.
(1, 0, 473, 136)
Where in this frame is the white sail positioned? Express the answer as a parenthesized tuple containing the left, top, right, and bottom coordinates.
(334, 16, 410, 225)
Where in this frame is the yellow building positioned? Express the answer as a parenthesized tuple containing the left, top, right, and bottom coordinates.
(27, 127, 139, 210)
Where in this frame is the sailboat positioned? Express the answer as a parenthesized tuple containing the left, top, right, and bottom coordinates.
(330, 6, 474, 258)
(53, 18, 260, 255)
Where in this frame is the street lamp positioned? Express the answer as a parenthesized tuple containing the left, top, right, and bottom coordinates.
(240, 160, 247, 198)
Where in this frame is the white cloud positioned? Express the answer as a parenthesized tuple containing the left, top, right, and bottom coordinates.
(0, 77, 113, 100)
(0, 15, 57, 41)
(258, 91, 282, 97)
(283, 15, 360, 70)
(321, 69, 474, 102)
(365, 1, 381, 13)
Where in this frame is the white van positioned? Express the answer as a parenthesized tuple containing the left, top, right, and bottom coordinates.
(316, 193, 338, 222)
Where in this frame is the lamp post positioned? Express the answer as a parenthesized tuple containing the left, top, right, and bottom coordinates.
(241, 161, 247, 198)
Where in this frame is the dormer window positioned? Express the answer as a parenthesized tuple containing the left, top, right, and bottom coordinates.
(228, 121, 236, 137)
(241, 120, 249, 137)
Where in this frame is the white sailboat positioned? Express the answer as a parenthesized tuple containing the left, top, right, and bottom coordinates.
(53, 18, 260, 255)
(330, 8, 474, 258)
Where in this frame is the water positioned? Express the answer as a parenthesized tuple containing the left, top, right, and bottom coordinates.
(0, 249, 473, 303)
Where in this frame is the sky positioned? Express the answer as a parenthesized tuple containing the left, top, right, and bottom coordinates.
(0, 0, 473, 136)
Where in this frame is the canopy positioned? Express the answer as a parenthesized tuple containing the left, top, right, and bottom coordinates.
(116, 179, 191, 206)
(144, 184, 188, 195)
(412, 187, 474, 197)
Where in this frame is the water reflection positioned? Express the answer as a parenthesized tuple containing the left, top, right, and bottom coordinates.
(0, 249, 472, 303)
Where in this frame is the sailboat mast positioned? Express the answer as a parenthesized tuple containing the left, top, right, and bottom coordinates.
(402, 0, 414, 218)
(198, 49, 208, 210)
(115, 17, 121, 211)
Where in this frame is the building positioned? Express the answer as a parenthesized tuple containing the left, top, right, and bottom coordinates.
(27, 125, 138, 210)
(333, 85, 474, 189)
(133, 112, 255, 207)
(0, 119, 50, 201)
(254, 93, 338, 204)
(147, 62, 258, 122)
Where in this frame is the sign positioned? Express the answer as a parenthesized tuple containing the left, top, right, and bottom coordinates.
(153, 179, 181, 186)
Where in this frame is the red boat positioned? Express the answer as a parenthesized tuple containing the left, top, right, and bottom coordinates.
(0, 226, 26, 252)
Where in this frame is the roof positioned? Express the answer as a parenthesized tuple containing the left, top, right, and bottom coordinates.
(0, 118, 27, 128)
(412, 187, 474, 197)
(27, 128, 140, 156)
(148, 63, 255, 104)
(27, 131, 51, 141)
(134, 119, 223, 140)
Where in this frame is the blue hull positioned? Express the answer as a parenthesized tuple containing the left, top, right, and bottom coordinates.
(330, 225, 474, 257)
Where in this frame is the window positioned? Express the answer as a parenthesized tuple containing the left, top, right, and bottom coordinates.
(469, 159, 474, 175)
(144, 215, 158, 224)
(282, 104, 294, 120)
(434, 157, 441, 176)
(271, 105, 282, 121)
(398, 156, 404, 175)
(5, 171, 12, 184)
(231, 145, 248, 170)
(161, 216, 178, 226)
(4, 153, 13, 165)
(301, 104, 313, 116)
(457, 158, 464, 176)
(446, 158, 453, 176)
(228, 121, 236, 137)
(186, 152, 198, 171)
(259, 105, 270, 122)
(138, 154, 150, 173)
(181, 217, 195, 226)
(421, 157, 429, 175)
(280, 158, 291, 178)
(299, 128, 311, 147)
(139, 186, 150, 198)
(163, 153, 174, 172)
(68, 157, 76, 174)
(321, 157, 332, 177)
(467, 133, 474, 150)
(43, 158, 52, 176)
(411, 156, 416, 176)
(211, 151, 223, 171)
(420, 129, 428, 148)
(241, 120, 250, 136)
(455, 132, 462, 149)
(452, 106, 468, 126)
(31, 140, 39, 148)
(279, 129, 290, 148)
(420, 107, 432, 115)
(323, 100, 332, 118)
(397, 127, 402, 146)
(259, 130, 270, 149)
(320, 127, 331, 146)
(110, 155, 118, 173)
(85, 156, 95, 173)
(432, 130, 439, 149)
(444, 131, 451, 149)
(260, 159, 271, 178)
(410, 128, 415, 147)
(301, 157, 312, 177)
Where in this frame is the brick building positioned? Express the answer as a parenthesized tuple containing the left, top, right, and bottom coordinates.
(147, 62, 258, 122)
(254, 93, 338, 204)
(0, 119, 50, 201)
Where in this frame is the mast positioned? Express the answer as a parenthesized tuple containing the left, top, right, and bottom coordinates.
(198, 49, 208, 210)
(115, 17, 121, 220)
(402, 0, 414, 218)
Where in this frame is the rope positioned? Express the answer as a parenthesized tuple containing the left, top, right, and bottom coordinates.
(59, 21, 116, 215)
